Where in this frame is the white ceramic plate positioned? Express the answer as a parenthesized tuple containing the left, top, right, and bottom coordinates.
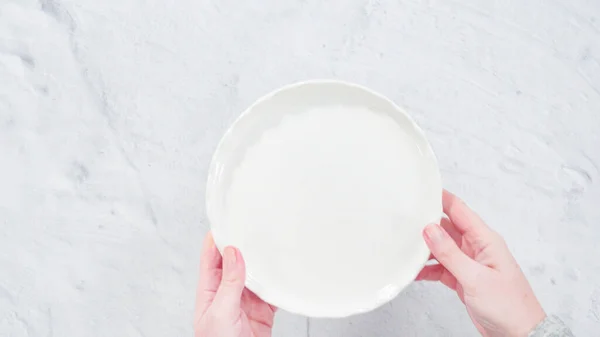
(206, 80, 442, 318)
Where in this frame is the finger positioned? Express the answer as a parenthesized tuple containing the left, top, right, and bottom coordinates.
(195, 232, 223, 319)
(416, 264, 444, 281)
(441, 217, 462, 245)
(212, 246, 246, 315)
(241, 289, 277, 327)
(428, 218, 462, 260)
(424, 223, 482, 287)
(246, 289, 278, 313)
(442, 190, 496, 244)
(241, 288, 278, 313)
(416, 264, 459, 290)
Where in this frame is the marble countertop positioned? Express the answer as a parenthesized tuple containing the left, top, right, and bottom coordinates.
(1, 0, 599, 336)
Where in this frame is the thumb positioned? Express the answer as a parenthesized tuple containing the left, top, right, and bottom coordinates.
(212, 246, 246, 314)
(424, 223, 482, 287)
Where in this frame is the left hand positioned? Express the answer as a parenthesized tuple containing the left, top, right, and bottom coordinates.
(194, 232, 277, 337)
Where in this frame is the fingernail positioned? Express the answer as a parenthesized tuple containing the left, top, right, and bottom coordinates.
(425, 224, 444, 243)
(225, 246, 237, 267)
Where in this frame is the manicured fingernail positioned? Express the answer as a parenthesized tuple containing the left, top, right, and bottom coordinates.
(425, 224, 443, 243)
(225, 246, 237, 266)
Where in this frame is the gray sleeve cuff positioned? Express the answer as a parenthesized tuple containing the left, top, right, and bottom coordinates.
(528, 315, 574, 337)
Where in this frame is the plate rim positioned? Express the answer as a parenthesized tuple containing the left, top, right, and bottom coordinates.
(206, 79, 442, 318)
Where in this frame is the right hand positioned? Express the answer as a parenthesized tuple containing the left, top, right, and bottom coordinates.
(417, 190, 546, 337)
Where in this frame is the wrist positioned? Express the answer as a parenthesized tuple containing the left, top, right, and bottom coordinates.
(512, 307, 546, 337)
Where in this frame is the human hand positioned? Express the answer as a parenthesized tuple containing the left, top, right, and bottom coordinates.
(194, 232, 277, 337)
(417, 190, 546, 337)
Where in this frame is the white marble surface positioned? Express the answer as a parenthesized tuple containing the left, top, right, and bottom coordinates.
(0, 0, 599, 336)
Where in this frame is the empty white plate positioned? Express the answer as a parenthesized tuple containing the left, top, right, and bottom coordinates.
(206, 80, 442, 318)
